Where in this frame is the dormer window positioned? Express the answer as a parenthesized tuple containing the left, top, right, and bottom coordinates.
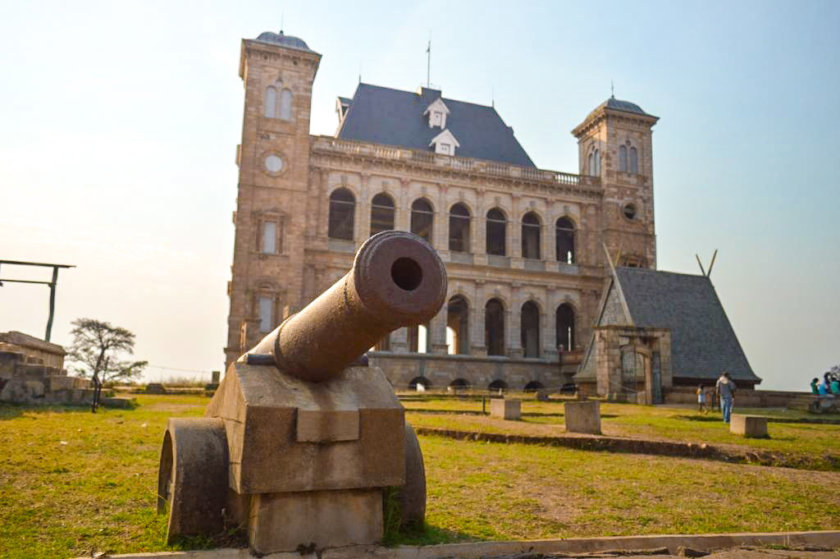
(430, 129, 460, 156)
(423, 98, 450, 129)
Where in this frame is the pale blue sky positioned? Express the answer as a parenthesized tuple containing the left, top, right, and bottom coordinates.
(0, 1, 837, 389)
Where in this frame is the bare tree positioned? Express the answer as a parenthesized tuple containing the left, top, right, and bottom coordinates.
(67, 318, 147, 411)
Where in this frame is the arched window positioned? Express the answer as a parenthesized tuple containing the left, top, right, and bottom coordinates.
(410, 198, 434, 242)
(409, 376, 431, 390)
(521, 212, 541, 259)
(556, 217, 575, 264)
(488, 379, 508, 392)
(486, 208, 507, 256)
(590, 149, 601, 176)
(449, 378, 470, 390)
(447, 296, 469, 355)
(629, 147, 638, 174)
(279, 89, 293, 121)
(619, 145, 628, 172)
(524, 381, 544, 391)
(264, 86, 277, 118)
(521, 301, 540, 358)
(485, 298, 505, 356)
(370, 193, 395, 236)
(556, 303, 576, 352)
(328, 188, 355, 240)
(448, 203, 471, 252)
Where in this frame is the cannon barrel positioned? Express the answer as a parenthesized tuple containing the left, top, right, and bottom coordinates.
(249, 231, 447, 382)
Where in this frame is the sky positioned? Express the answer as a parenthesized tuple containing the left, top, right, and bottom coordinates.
(0, 0, 838, 389)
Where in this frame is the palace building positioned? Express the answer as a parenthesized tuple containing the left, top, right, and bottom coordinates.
(225, 30, 668, 395)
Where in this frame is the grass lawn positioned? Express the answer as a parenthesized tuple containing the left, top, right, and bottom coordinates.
(1, 395, 838, 557)
(403, 398, 840, 470)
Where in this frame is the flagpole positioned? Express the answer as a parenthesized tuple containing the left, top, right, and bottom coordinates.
(426, 39, 430, 88)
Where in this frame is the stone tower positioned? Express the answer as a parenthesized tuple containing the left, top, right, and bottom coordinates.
(572, 97, 659, 268)
(224, 32, 321, 369)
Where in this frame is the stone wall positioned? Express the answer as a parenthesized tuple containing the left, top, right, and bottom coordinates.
(664, 387, 806, 408)
(0, 350, 92, 405)
(0, 331, 66, 370)
(370, 351, 579, 391)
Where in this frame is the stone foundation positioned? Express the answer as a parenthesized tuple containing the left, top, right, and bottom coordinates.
(0, 350, 92, 405)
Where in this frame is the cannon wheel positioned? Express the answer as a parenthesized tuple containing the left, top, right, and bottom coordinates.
(400, 422, 426, 528)
(157, 417, 229, 543)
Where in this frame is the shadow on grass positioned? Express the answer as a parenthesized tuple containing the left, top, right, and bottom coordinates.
(674, 415, 726, 422)
(0, 402, 110, 420)
(389, 523, 486, 547)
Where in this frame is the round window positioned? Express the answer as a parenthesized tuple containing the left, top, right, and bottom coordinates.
(264, 154, 285, 173)
(623, 203, 637, 220)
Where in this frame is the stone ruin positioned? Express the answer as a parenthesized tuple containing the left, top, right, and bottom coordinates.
(157, 231, 445, 553)
(0, 331, 92, 405)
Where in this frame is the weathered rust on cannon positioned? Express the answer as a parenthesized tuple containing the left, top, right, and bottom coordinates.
(157, 231, 445, 553)
(250, 229, 447, 382)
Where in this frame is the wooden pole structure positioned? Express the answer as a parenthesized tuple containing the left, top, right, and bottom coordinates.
(0, 260, 74, 342)
(695, 254, 707, 276)
(707, 249, 719, 278)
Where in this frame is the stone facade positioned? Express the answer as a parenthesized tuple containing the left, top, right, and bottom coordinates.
(224, 33, 659, 390)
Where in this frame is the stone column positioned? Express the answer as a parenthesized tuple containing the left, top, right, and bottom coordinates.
(429, 306, 449, 355)
(395, 179, 410, 231)
(506, 285, 523, 358)
(542, 299, 558, 362)
(473, 190, 487, 266)
(357, 173, 371, 241)
(510, 195, 521, 259)
(434, 183, 447, 253)
(470, 282, 487, 356)
(545, 219, 555, 264)
(390, 327, 409, 353)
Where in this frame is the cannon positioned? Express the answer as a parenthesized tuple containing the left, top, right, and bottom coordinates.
(157, 231, 446, 553)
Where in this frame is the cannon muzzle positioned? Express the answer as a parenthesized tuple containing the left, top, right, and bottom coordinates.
(248, 231, 447, 382)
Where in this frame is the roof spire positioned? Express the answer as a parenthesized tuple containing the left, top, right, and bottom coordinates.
(611, 80, 615, 98)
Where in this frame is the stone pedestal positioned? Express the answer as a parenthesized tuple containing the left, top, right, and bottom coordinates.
(564, 401, 601, 434)
(730, 414, 768, 438)
(249, 489, 383, 552)
(198, 361, 405, 554)
(490, 398, 521, 420)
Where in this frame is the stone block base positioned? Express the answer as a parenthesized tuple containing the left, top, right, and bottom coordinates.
(249, 489, 383, 553)
(565, 401, 601, 434)
(730, 414, 768, 438)
(490, 398, 521, 420)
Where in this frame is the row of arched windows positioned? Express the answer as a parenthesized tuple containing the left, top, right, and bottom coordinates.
(328, 188, 577, 263)
(409, 376, 546, 392)
(401, 296, 575, 358)
(264, 85, 293, 120)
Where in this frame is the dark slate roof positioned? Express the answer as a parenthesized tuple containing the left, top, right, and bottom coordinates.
(615, 267, 760, 384)
(336, 84, 535, 167)
(586, 96, 654, 120)
(255, 31, 313, 52)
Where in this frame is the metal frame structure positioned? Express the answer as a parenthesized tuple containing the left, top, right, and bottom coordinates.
(0, 260, 75, 341)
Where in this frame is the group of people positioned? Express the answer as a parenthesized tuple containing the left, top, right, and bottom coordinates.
(696, 371, 737, 422)
(811, 373, 840, 396)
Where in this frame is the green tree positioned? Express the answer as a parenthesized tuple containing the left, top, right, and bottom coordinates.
(68, 318, 147, 384)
